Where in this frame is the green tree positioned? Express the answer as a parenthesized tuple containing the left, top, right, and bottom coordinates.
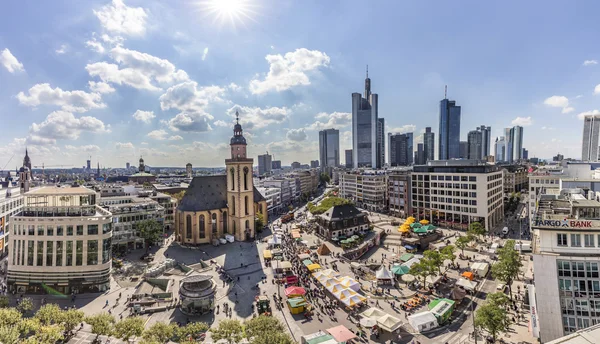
(143, 322, 175, 343)
(467, 222, 486, 240)
(84, 313, 114, 341)
(487, 292, 511, 309)
(251, 331, 294, 344)
(172, 191, 186, 202)
(319, 173, 331, 184)
(27, 325, 64, 344)
(17, 298, 33, 315)
(137, 219, 164, 250)
(440, 245, 457, 271)
(245, 316, 293, 344)
(423, 250, 444, 275)
(173, 322, 209, 342)
(0, 308, 22, 327)
(409, 259, 437, 288)
(0, 295, 9, 308)
(210, 319, 243, 344)
(114, 316, 145, 341)
(17, 318, 41, 338)
(34, 303, 63, 326)
(475, 301, 510, 342)
(61, 309, 85, 334)
(0, 325, 20, 344)
(455, 235, 473, 255)
(492, 239, 523, 301)
(255, 212, 264, 233)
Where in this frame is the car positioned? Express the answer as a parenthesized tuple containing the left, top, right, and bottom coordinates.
(497, 284, 508, 293)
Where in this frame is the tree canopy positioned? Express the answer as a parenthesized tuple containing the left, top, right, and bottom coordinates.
(475, 295, 511, 342)
(307, 197, 351, 214)
(210, 319, 244, 344)
(492, 239, 523, 300)
(113, 316, 144, 340)
(137, 219, 163, 248)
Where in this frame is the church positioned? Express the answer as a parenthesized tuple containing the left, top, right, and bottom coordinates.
(174, 113, 268, 243)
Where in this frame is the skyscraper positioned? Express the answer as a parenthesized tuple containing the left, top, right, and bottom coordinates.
(467, 130, 483, 160)
(310, 160, 319, 168)
(479, 125, 491, 157)
(86, 159, 91, 171)
(319, 128, 340, 170)
(352, 67, 381, 168)
(495, 136, 506, 162)
(389, 133, 413, 166)
(345, 149, 353, 168)
(511, 126, 524, 161)
(459, 141, 468, 159)
(522, 148, 528, 160)
(582, 115, 600, 161)
(438, 92, 461, 160)
(423, 127, 435, 163)
(377, 118, 385, 167)
(257, 153, 272, 176)
(271, 160, 282, 170)
(415, 143, 425, 165)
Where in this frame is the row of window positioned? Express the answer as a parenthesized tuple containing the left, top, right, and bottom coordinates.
(14, 223, 111, 236)
(557, 233, 600, 248)
(428, 175, 477, 182)
(113, 213, 158, 223)
(0, 198, 23, 215)
(411, 202, 477, 213)
(11, 238, 111, 267)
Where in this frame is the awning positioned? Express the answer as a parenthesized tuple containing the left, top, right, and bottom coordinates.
(307, 264, 321, 271)
(462, 271, 474, 281)
(413, 227, 428, 234)
(280, 261, 292, 269)
(399, 253, 414, 262)
(456, 278, 477, 291)
(292, 232, 301, 239)
(392, 265, 410, 275)
(361, 307, 387, 321)
(326, 325, 357, 343)
(404, 245, 415, 250)
(303, 259, 313, 266)
(298, 253, 311, 260)
(287, 297, 307, 308)
(285, 286, 306, 297)
(377, 313, 403, 332)
(263, 250, 272, 259)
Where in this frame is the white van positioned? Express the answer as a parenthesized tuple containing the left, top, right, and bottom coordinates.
(502, 227, 509, 235)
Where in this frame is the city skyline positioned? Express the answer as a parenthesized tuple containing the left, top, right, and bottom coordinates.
(0, 0, 599, 167)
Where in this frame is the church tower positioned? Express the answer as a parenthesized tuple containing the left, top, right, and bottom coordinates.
(226, 112, 255, 241)
(19, 149, 31, 193)
(139, 157, 145, 173)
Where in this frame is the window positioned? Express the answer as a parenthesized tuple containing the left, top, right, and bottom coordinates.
(27, 240, 34, 266)
(76, 240, 83, 266)
(37, 241, 43, 266)
(230, 168, 235, 190)
(46, 241, 53, 266)
(212, 213, 217, 234)
(87, 240, 98, 265)
(28, 225, 34, 236)
(231, 196, 236, 215)
(102, 238, 111, 264)
(223, 211, 228, 233)
(55, 241, 63, 266)
(571, 234, 581, 247)
(67, 226, 73, 236)
(244, 196, 249, 215)
(199, 215, 206, 239)
(47, 226, 54, 236)
(57, 226, 63, 236)
(76, 225, 84, 235)
(87, 225, 98, 235)
(558, 261, 571, 277)
(103, 223, 111, 234)
(186, 215, 192, 239)
(557, 233, 568, 246)
(585, 234, 595, 247)
(37, 225, 44, 236)
(243, 167, 249, 190)
(66, 241, 73, 266)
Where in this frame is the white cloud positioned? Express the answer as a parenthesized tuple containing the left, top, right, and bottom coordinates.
(160, 81, 226, 114)
(29, 111, 110, 143)
(93, 0, 148, 37)
(306, 112, 351, 131)
(389, 124, 417, 134)
(577, 110, 600, 120)
(65, 144, 100, 152)
(115, 142, 134, 149)
(228, 82, 241, 91)
(140, 142, 148, 145)
(583, 60, 598, 66)
(543, 95, 574, 114)
(214, 120, 229, 127)
(249, 48, 330, 94)
(132, 110, 155, 123)
(88, 81, 115, 94)
(0, 48, 25, 73)
(147, 129, 169, 140)
(541, 126, 555, 130)
(17, 83, 106, 113)
(85, 39, 105, 53)
(511, 116, 533, 126)
(163, 113, 212, 132)
(86, 47, 189, 91)
(226, 105, 290, 129)
(55, 44, 68, 55)
(594, 85, 600, 95)
(286, 128, 307, 141)
(202, 47, 209, 61)
(168, 135, 183, 141)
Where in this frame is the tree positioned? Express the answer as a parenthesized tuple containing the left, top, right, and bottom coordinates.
(255, 212, 264, 233)
(173, 322, 209, 342)
(319, 173, 331, 184)
(475, 301, 510, 342)
(487, 292, 510, 309)
(440, 245, 456, 271)
(26, 325, 64, 344)
(492, 239, 523, 301)
(138, 219, 163, 249)
(17, 298, 33, 315)
(251, 331, 294, 344)
(210, 319, 243, 344)
(143, 322, 175, 343)
(114, 316, 145, 341)
(0, 295, 9, 308)
(17, 318, 40, 338)
(467, 222, 486, 240)
(455, 235, 473, 255)
(84, 313, 114, 340)
(409, 259, 437, 288)
(423, 250, 444, 275)
(0, 325, 20, 344)
(172, 191, 186, 202)
(61, 309, 85, 334)
(245, 316, 292, 344)
(35, 304, 63, 326)
(0, 308, 22, 327)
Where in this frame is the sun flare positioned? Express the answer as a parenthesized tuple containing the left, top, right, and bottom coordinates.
(198, 0, 258, 29)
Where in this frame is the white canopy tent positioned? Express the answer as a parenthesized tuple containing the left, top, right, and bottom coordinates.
(377, 313, 403, 332)
(360, 308, 387, 321)
(340, 294, 366, 307)
(376, 266, 394, 280)
(425, 275, 442, 286)
(268, 236, 281, 247)
(471, 262, 490, 277)
(408, 311, 439, 332)
(402, 257, 421, 269)
(456, 278, 478, 291)
(338, 276, 361, 292)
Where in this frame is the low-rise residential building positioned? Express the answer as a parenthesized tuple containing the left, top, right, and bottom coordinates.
(257, 186, 282, 215)
(388, 170, 411, 218)
(502, 165, 528, 195)
(8, 186, 113, 294)
(150, 192, 177, 230)
(531, 190, 600, 342)
(340, 171, 387, 212)
(411, 160, 504, 231)
(0, 186, 23, 258)
(263, 179, 294, 207)
(314, 204, 370, 240)
(292, 170, 318, 197)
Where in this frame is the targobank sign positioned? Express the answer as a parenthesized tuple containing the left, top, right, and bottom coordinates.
(534, 219, 594, 228)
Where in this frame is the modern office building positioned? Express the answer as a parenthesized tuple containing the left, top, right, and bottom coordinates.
(531, 189, 600, 342)
(495, 137, 506, 162)
(415, 143, 425, 165)
(186, 163, 192, 178)
(423, 127, 435, 163)
(256, 186, 282, 215)
(310, 160, 319, 168)
(352, 69, 381, 168)
(318, 129, 340, 171)
(480, 125, 492, 157)
(505, 126, 524, 163)
(410, 160, 504, 231)
(340, 171, 387, 212)
(377, 118, 385, 168)
(467, 129, 483, 160)
(522, 148, 529, 161)
(0, 186, 23, 258)
(291, 162, 301, 169)
(263, 178, 295, 207)
(438, 96, 461, 160)
(388, 171, 411, 218)
(389, 133, 414, 166)
(86, 160, 91, 171)
(582, 115, 600, 162)
(345, 149, 353, 168)
(257, 153, 272, 176)
(126, 162, 130, 170)
(271, 160, 282, 170)
(459, 141, 468, 159)
(527, 166, 564, 228)
(8, 186, 113, 294)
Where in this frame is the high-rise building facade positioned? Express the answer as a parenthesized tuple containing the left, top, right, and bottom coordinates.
(310, 160, 319, 168)
(86, 160, 91, 171)
(415, 143, 425, 165)
(377, 118, 385, 167)
(459, 141, 468, 159)
(271, 160, 282, 170)
(495, 137, 506, 162)
(423, 127, 435, 163)
(352, 69, 381, 168)
(318, 129, 340, 170)
(582, 115, 600, 161)
(467, 129, 483, 160)
(512, 126, 524, 161)
(438, 97, 461, 160)
(345, 150, 353, 168)
(522, 148, 529, 161)
(257, 153, 272, 176)
(389, 133, 413, 166)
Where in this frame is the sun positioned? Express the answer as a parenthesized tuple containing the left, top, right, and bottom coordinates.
(197, 0, 258, 30)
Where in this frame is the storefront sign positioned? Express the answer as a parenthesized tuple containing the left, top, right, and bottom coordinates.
(528, 284, 539, 338)
(533, 219, 595, 229)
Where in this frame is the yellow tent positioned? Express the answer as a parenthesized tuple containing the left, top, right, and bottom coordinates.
(263, 250, 272, 259)
(399, 226, 410, 233)
(307, 264, 322, 272)
(420, 219, 430, 225)
(407, 216, 416, 222)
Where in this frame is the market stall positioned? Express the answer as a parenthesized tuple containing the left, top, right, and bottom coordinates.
(268, 236, 282, 248)
(338, 276, 361, 292)
(287, 297, 308, 314)
(376, 266, 394, 285)
(326, 325, 357, 343)
(377, 313, 403, 332)
(361, 307, 387, 321)
(263, 250, 272, 260)
(317, 243, 332, 255)
(399, 253, 414, 262)
(461, 271, 474, 281)
(428, 298, 455, 324)
(285, 286, 306, 297)
(471, 262, 489, 277)
(307, 263, 321, 272)
(391, 264, 410, 276)
(455, 278, 477, 291)
(408, 311, 439, 332)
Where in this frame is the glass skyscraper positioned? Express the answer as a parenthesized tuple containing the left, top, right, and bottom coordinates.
(438, 98, 461, 160)
(582, 115, 600, 162)
(352, 69, 383, 168)
(423, 127, 435, 163)
(319, 129, 340, 171)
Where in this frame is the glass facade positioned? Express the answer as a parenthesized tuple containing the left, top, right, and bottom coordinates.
(75, 240, 83, 266)
(558, 260, 600, 334)
(439, 99, 461, 160)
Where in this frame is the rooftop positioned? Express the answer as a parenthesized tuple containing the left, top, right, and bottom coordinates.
(26, 186, 96, 196)
(546, 323, 600, 343)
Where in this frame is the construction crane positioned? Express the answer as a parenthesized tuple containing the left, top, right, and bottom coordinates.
(1, 153, 15, 171)
(33, 164, 73, 169)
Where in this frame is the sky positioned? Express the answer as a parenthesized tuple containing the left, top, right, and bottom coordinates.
(1, 0, 600, 168)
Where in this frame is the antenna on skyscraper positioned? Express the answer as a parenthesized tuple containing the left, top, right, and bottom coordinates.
(366, 64, 368, 78)
(444, 85, 447, 99)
